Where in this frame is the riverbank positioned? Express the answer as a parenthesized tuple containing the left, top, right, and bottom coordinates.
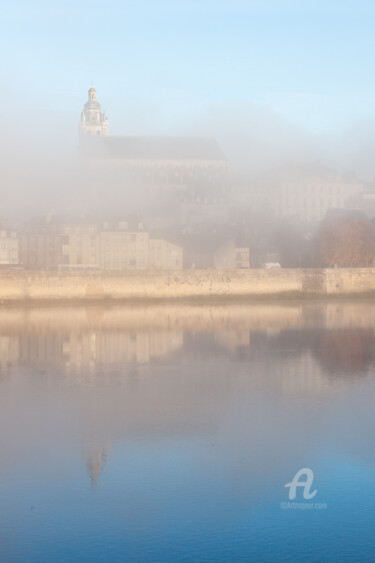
(1, 268, 375, 302)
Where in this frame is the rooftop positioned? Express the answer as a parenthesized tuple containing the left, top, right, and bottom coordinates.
(81, 135, 226, 162)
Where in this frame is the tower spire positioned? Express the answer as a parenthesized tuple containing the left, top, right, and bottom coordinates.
(79, 87, 109, 137)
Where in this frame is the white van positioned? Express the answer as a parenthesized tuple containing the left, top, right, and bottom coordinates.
(263, 262, 282, 269)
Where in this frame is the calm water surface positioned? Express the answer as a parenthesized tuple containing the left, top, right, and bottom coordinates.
(1, 302, 375, 562)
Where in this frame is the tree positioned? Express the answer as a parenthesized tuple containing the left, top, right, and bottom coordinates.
(317, 215, 375, 267)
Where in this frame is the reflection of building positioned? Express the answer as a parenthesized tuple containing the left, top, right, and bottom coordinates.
(3, 306, 375, 387)
(21, 329, 184, 375)
(0, 335, 19, 373)
(95, 331, 183, 368)
(274, 352, 331, 398)
(312, 328, 375, 376)
(214, 330, 250, 354)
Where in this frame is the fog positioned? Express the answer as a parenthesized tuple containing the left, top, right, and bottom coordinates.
(1, 1, 375, 272)
(1, 92, 375, 219)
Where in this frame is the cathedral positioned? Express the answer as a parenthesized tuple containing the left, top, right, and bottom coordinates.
(79, 88, 230, 203)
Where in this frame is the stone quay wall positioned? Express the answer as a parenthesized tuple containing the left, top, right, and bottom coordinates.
(0, 268, 374, 302)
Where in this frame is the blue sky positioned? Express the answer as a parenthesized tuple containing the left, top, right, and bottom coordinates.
(2, 0, 375, 175)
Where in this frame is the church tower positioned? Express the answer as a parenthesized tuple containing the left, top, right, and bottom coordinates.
(79, 88, 109, 137)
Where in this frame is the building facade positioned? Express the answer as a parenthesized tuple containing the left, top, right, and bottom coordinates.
(234, 163, 363, 224)
(0, 231, 19, 266)
(20, 217, 183, 271)
(79, 88, 231, 210)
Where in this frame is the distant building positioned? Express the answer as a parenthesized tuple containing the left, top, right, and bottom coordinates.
(235, 247, 250, 269)
(60, 223, 100, 269)
(20, 216, 67, 269)
(21, 216, 183, 271)
(99, 224, 183, 271)
(179, 193, 229, 226)
(182, 230, 249, 269)
(234, 163, 363, 223)
(61, 220, 184, 271)
(99, 221, 149, 270)
(79, 88, 231, 208)
(277, 163, 362, 222)
(0, 231, 19, 266)
(149, 239, 183, 270)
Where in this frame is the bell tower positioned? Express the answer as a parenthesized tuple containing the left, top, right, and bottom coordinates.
(79, 88, 109, 137)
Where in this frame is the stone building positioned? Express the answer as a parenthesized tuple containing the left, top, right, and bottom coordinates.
(20, 216, 183, 271)
(234, 163, 363, 224)
(276, 164, 362, 222)
(235, 247, 250, 269)
(99, 221, 149, 270)
(79, 88, 231, 209)
(0, 230, 19, 266)
(181, 229, 250, 270)
(60, 223, 100, 269)
(149, 238, 183, 270)
(98, 221, 183, 271)
(20, 232, 64, 269)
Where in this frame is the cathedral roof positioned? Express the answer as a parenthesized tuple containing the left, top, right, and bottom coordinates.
(82, 136, 226, 162)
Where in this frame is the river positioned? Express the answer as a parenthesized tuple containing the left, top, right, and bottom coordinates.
(1, 302, 375, 561)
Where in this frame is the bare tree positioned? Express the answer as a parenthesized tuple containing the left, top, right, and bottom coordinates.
(317, 216, 375, 267)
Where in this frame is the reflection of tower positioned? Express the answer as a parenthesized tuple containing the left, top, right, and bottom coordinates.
(84, 441, 111, 488)
(79, 88, 109, 137)
(0, 335, 19, 374)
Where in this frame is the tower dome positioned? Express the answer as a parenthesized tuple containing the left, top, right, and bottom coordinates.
(79, 87, 109, 138)
(88, 87, 97, 101)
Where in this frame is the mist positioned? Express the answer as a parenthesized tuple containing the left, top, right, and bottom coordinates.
(1, 92, 375, 219)
(0, 0, 374, 274)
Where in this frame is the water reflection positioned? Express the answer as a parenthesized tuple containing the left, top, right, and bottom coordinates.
(2, 302, 375, 561)
(313, 329, 375, 376)
(85, 441, 112, 488)
(0, 303, 374, 379)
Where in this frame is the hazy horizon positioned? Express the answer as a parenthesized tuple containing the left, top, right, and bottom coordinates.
(2, 1, 375, 218)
